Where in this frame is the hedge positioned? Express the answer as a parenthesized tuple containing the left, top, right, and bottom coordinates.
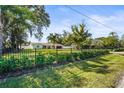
(0, 50, 109, 75)
(114, 48, 124, 52)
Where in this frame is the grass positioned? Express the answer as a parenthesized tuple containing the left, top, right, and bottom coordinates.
(0, 54, 124, 88)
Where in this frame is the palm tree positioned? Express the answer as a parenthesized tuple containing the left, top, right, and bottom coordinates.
(108, 32, 119, 48)
(47, 33, 61, 49)
(62, 30, 72, 46)
(109, 32, 118, 40)
(71, 23, 91, 51)
(109, 32, 117, 37)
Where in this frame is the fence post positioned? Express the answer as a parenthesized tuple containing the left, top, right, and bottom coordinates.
(70, 47, 72, 54)
(56, 48, 58, 63)
(35, 48, 37, 65)
(70, 47, 73, 61)
(0, 48, 2, 59)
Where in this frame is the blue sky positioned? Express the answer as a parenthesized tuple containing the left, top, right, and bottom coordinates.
(28, 5, 124, 43)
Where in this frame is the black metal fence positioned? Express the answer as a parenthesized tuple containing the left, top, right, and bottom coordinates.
(0, 48, 110, 76)
(0, 48, 111, 62)
(0, 48, 76, 61)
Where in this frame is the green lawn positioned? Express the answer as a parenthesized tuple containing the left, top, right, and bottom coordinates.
(0, 54, 124, 88)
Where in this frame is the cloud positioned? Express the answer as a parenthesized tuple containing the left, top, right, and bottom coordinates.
(58, 7, 69, 12)
(61, 19, 72, 26)
(41, 23, 71, 42)
(28, 19, 73, 43)
(88, 11, 124, 38)
(28, 9, 124, 42)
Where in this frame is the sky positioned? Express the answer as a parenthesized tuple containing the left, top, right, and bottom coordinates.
(28, 5, 124, 43)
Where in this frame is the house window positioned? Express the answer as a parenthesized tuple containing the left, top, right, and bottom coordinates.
(37, 45, 40, 48)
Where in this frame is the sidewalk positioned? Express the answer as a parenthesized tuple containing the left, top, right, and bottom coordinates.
(117, 75, 124, 88)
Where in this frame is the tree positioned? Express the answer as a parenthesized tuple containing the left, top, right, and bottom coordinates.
(120, 34, 124, 47)
(27, 5, 50, 41)
(0, 6, 33, 50)
(92, 32, 119, 49)
(70, 23, 91, 51)
(82, 38, 92, 49)
(0, 5, 50, 50)
(91, 38, 101, 49)
(47, 33, 62, 49)
(61, 30, 73, 46)
(108, 32, 119, 49)
(0, 8, 3, 55)
(109, 32, 118, 38)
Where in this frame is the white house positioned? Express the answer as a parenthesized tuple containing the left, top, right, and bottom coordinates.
(21, 42, 64, 49)
(21, 44, 33, 49)
(63, 46, 73, 49)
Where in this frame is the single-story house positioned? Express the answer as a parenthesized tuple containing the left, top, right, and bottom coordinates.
(21, 44, 33, 49)
(21, 43, 64, 49)
(63, 46, 73, 49)
(32, 43, 64, 49)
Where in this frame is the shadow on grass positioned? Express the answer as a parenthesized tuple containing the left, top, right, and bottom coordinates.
(73, 57, 111, 74)
(0, 55, 113, 88)
(9, 68, 88, 88)
(40, 68, 88, 88)
(89, 58, 109, 64)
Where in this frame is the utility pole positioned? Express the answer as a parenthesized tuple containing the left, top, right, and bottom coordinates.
(0, 8, 3, 55)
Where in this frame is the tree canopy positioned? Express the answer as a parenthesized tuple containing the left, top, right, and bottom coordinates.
(0, 5, 50, 49)
(47, 22, 123, 50)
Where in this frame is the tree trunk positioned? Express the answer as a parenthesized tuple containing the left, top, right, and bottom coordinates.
(0, 31, 3, 55)
(10, 31, 16, 49)
(0, 9, 3, 56)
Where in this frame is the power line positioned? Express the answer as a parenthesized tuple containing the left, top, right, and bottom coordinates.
(63, 24, 71, 28)
(64, 5, 117, 32)
(81, 6, 110, 15)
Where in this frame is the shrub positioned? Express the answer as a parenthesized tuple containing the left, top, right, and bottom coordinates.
(35, 53, 45, 66)
(45, 54, 56, 65)
(20, 55, 34, 69)
(0, 59, 8, 74)
(0, 49, 109, 75)
(72, 53, 81, 61)
(7, 56, 18, 71)
(57, 53, 68, 63)
(63, 53, 74, 62)
(114, 48, 124, 52)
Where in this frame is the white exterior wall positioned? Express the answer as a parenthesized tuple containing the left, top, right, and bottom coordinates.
(21, 44, 33, 49)
(21, 44, 43, 49)
(32, 44, 43, 49)
(63, 46, 72, 49)
(21, 43, 64, 49)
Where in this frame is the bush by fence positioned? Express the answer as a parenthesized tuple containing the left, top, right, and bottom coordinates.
(0, 49, 109, 75)
(113, 48, 124, 52)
